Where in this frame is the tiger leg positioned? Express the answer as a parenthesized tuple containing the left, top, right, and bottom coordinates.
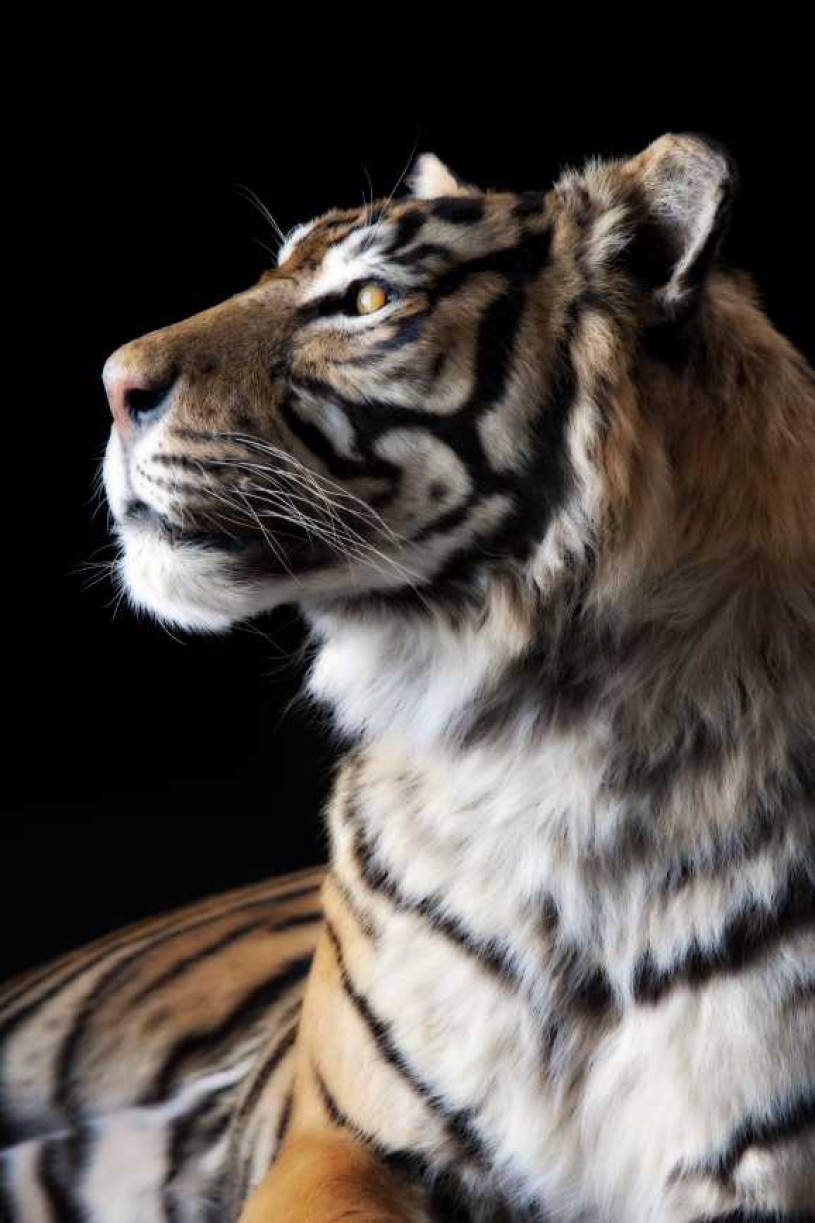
(237, 1130, 432, 1223)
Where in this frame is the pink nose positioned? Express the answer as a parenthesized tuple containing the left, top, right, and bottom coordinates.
(103, 352, 175, 436)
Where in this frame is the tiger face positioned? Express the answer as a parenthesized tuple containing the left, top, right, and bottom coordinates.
(103, 137, 733, 631)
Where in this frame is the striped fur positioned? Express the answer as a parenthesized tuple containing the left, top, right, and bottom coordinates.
(4, 134, 814, 1220)
(0, 870, 324, 1220)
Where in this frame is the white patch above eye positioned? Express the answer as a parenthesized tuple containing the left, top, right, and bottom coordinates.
(302, 237, 383, 305)
(277, 219, 316, 266)
(281, 213, 411, 322)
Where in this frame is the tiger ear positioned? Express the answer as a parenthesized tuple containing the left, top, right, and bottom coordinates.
(409, 153, 475, 199)
(623, 133, 736, 310)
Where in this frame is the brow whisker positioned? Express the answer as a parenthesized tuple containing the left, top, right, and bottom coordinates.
(234, 183, 287, 250)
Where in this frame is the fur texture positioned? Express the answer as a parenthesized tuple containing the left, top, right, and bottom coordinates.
(2, 135, 813, 1222)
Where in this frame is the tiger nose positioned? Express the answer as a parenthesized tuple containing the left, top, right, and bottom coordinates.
(103, 351, 177, 437)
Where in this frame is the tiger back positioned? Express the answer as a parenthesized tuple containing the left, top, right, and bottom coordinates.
(0, 869, 324, 1220)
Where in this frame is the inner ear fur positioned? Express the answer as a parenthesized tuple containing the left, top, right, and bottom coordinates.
(622, 133, 736, 310)
(409, 153, 477, 200)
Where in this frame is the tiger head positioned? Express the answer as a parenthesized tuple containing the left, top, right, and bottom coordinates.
(103, 133, 814, 742)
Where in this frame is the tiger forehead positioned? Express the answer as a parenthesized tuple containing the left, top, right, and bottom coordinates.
(278, 190, 551, 274)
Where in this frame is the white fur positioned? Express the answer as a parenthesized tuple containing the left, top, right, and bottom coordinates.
(277, 219, 316, 267)
(325, 697, 813, 1219)
(409, 153, 465, 200)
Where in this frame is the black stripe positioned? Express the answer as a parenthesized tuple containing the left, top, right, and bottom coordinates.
(229, 1032, 301, 1223)
(0, 1101, 14, 1160)
(279, 395, 369, 480)
(274, 1089, 293, 1150)
(328, 872, 378, 940)
(383, 209, 427, 255)
(344, 789, 516, 983)
(314, 1067, 349, 1129)
(129, 910, 320, 1004)
(286, 375, 442, 432)
(459, 289, 525, 409)
(391, 241, 454, 270)
(0, 962, 82, 1020)
(203, 224, 559, 617)
(201, 221, 570, 625)
(288, 262, 534, 489)
(658, 809, 784, 894)
(406, 497, 481, 547)
(432, 228, 553, 301)
(634, 863, 815, 1004)
(432, 197, 486, 224)
(315, 1069, 486, 1223)
(314, 1065, 432, 1177)
(343, 780, 614, 1035)
(0, 1153, 18, 1223)
(38, 1139, 85, 1223)
(232, 1012, 300, 1134)
(323, 920, 487, 1164)
(552, 943, 616, 1019)
(680, 1081, 815, 1183)
(140, 953, 313, 1106)
(336, 311, 429, 364)
(294, 289, 353, 325)
(163, 1082, 237, 1223)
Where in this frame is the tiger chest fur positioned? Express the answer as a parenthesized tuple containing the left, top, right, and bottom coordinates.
(0, 134, 813, 1223)
(300, 638, 814, 1221)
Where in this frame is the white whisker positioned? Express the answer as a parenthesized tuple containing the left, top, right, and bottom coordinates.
(234, 183, 286, 249)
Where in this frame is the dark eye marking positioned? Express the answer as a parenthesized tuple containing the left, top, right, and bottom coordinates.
(295, 278, 397, 325)
(331, 312, 429, 367)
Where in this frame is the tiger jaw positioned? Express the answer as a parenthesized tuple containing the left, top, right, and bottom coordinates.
(102, 425, 503, 630)
(104, 432, 387, 630)
(106, 501, 396, 634)
(102, 370, 527, 631)
(104, 428, 280, 630)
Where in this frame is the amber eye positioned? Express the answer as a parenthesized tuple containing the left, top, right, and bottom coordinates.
(356, 282, 389, 315)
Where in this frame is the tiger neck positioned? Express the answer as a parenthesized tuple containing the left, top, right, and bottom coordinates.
(306, 584, 537, 750)
(311, 594, 618, 927)
(309, 584, 809, 950)
(306, 542, 811, 867)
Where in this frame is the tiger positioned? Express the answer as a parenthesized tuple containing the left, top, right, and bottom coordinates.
(0, 132, 813, 1223)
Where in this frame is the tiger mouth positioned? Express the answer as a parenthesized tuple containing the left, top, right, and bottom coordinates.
(124, 501, 257, 553)
(123, 500, 326, 571)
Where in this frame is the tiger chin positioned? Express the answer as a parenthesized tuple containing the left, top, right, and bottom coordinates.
(2, 135, 813, 1223)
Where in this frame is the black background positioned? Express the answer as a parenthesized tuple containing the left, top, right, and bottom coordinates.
(3, 50, 812, 982)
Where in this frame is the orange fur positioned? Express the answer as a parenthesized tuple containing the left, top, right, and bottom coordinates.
(239, 1132, 430, 1223)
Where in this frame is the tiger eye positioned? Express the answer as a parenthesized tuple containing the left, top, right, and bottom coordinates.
(356, 283, 388, 315)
